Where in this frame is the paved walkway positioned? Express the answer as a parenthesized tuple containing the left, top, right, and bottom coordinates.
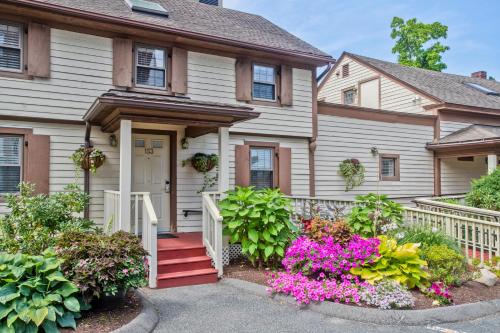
(144, 281, 500, 333)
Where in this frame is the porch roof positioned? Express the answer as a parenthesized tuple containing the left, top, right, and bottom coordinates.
(427, 124, 500, 156)
(83, 90, 260, 135)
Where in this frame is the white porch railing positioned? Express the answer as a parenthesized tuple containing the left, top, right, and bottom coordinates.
(202, 192, 224, 277)
(414, 198, 500, 223)
(103, 190, 158, 288)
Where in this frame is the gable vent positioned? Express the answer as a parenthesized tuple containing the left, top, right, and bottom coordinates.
(199, 0, 221, 6)
(125, 0, 169, 17)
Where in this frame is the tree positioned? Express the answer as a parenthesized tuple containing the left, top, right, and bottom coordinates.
(390, 17, 450, 72)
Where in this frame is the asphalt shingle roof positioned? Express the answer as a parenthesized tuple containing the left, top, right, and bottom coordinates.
(347, 53, 500, 110)
(438, 124, 500, 144)
(29, 0, 330, 59)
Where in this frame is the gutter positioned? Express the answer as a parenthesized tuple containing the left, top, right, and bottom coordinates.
(4, 0, 334, 64)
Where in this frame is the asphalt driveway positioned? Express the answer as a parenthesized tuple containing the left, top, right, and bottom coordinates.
(143, 280, 500, 333)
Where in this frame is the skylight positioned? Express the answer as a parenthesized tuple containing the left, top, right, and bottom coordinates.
(464, 82, 499, 96)
(125, 0, 168, 17)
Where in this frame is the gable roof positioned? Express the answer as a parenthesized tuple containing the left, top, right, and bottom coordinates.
(438, 124, 500, 144)
(12, 0, 331, 62)
(345, 52, 500, 111)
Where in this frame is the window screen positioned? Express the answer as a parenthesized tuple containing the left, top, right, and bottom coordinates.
(135, 45, 166, 88)
(381, 157, 396, 177)
(0, 136, 22, 193)
(250, 147, 274, 189)
(253, 64, 276, 101)
(0, 22, 22, 72)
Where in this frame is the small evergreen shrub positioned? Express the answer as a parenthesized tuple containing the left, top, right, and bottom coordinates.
(55, 231, 148, 303)
(465, 168, 500, 211)
(422, 245, 469, 286)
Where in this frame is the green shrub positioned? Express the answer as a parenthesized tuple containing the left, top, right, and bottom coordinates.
(220, 187, 298, 267)
(348, 193, 403, 237)
(423, 245, 469, 286)
(394, 224, 462, 254)
(0, 250, 83, 332)
(55, 231, 148, 303)
(350, 236, 429, 289)
(465, 168, 500, 211)
(0, 183, 96, 255)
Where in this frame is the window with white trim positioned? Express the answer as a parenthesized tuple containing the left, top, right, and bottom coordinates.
(252, 64, 276, 101)
(0, 21, 23, 73)
(250, 147, 274, 189)
(135, 45, 166, 89)
(0, 135, 23, 194)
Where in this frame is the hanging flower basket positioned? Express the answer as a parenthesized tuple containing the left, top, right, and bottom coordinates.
(71, 147, 106, 174)
(184, 153, 218, 173)
(338, 158, 365, 192)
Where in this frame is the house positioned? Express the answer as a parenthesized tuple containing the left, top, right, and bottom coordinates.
(0, 0, 332, 287)
(317, 52, 500, 201)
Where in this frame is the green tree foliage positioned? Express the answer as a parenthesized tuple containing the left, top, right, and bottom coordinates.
(465, 168, 500, 211)
(390, 17, 450, 71)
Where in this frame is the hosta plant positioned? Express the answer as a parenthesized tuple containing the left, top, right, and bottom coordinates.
(220, 187, 297, 267)
(348, 193, 403, 238)
(350, 236, 429, 289)
(0, 250, 83, 332)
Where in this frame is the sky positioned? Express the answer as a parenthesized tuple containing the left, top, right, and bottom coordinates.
(224, 0, 500, 79)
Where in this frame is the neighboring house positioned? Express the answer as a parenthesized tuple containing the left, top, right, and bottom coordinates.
(317, 52, 500, 200)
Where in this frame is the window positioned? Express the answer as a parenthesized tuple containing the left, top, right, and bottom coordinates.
(342, 63, 349, 78)
(379, 154, 400, 181)
(0, 135, 22, 194)
(343, 88, 356, 105)
(252, 64, 276, 101)
(0, 21, 23, 73)
(250, 147, 274, 189)
(135, 45, 166, 89)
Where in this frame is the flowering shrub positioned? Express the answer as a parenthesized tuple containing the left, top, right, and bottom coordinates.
(267, 272, 371, 305)
(55, 231, 148, 302)
(360, 280, 415, 309)
(282, 235, 380, 278)
(427, 282, 453, 305)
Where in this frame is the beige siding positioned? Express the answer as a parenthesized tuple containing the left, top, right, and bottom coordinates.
(318, 56, 434, 114)
(315, 114, 435, 199)
(187, 52, 313, 137)
(440, 121, 471, 138)
(0, 121, 119, 225)
(0, 29, 113, 121)
(441, 157, 487, 195)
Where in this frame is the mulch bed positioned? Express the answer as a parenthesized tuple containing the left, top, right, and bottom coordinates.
(224, 258, 500, 310)
(61, 293, 142, 333)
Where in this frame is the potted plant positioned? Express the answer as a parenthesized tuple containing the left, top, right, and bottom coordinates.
(182, 153, 219, 193)
(71, 147, 106, 174)
(338, 158, 365, 191)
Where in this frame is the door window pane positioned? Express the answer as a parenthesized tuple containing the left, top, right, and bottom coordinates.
(250, 147, 273, 189)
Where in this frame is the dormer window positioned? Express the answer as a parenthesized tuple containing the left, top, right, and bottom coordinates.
(252, 64, 276, 101)
(135, 45, 166, 89)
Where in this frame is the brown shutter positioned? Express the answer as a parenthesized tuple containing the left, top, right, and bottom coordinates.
(235, 58, 252, 101)
(27, 23, 50, 78)
(171, 47, 188, 94)
(113, 38, 133, 87)
(235, 145, 250, 187)
(25, 134, 50, 195)
(280, 65, 293, 106)
(278, 147, 292, 195)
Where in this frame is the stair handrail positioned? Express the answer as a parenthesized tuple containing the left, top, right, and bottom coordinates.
(142, 193, 158, 288)
(202, 192, 224, 277)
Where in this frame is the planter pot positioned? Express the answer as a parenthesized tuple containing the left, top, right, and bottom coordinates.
(80, 148, 105, 171)
(92, 289, 129, 311)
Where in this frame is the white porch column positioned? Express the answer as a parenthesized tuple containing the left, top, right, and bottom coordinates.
(218, 127, 230, 193)
(119, 119, 132, 232)
(487, 154, 498, 174)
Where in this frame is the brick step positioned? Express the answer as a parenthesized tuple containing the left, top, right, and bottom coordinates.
(157, 246, 206, 261)
(157, 256, 213, 274)
(156, 268, 218, 288)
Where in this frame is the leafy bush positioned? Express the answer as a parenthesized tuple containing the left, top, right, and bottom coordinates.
(302, 216, 352, 244)
(0, 250, 83, 332)
(0, 183, 95, 255)
(422, 245, 468, 286)
(465, 168, 500, 211)
(348, 194, 403, 237)
(394, 224, 462, 254)
(55, 231, 148, 303)
(220, 187, 297, 267)
(350, 236, 429, 289)
(360, 280, 415, 309)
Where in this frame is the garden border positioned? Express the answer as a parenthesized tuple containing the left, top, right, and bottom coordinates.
(111, 290, 159, 333)
(221, 278, 500, 326)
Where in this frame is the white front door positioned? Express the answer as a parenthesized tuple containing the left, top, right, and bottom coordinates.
(132, 134, 170, 232)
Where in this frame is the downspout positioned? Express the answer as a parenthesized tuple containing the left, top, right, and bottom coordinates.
(84, 121, 92, 219)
